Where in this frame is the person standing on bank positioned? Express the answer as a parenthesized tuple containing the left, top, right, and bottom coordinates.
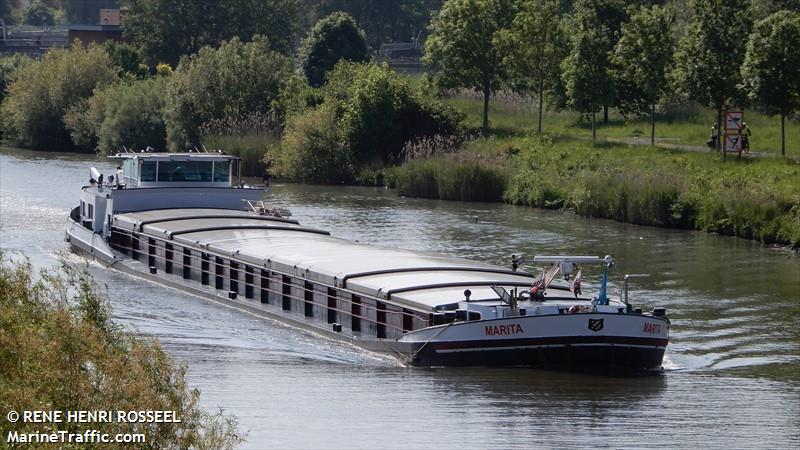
(742, 122, 752, 153)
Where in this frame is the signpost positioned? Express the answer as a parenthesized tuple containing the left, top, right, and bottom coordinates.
(722, 110, 745, 161)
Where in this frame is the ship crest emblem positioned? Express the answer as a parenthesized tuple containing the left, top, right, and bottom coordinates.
(588, 318, 604, 332)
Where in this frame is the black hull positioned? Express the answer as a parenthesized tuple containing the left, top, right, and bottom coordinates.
(413, 344, 666, 373)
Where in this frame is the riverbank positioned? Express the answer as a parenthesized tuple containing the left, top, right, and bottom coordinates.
(0, 252, 244, 448)
(391, 135, 800, 249)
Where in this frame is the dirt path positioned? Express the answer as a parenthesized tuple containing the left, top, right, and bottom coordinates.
(602, 135, 796, 160)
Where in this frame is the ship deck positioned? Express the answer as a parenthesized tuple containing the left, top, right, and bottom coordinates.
(112, 208, 537, 311)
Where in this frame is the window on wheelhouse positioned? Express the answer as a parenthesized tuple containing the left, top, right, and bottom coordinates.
(212, 161, 230, 183)
(157, 161, 214, 182)
(140, 161, 156, 182)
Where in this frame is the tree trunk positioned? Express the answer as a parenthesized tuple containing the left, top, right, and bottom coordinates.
(591, 104, 596, 146)
(716, 104, 723, 152)
(651, 102, 656, 146)
(537, 78, 544, 134)
(781, 112, 785, 158)
(603, 104, 609, 124)
(482, 86, 490, 134)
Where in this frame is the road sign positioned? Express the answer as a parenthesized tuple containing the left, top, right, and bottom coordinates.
(724, 134, 743, 153)
(724, 111, 744, 131)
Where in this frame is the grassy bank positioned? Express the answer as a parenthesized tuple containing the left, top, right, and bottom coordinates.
(443, 94, 799, 157)
(393, 135, 800, 248)
(0, 253, 244, 449)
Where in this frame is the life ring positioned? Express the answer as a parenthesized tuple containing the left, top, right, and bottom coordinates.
(568, 305, 581, 314)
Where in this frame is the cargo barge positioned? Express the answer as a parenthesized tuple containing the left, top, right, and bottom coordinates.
(66, 152, 669, 372)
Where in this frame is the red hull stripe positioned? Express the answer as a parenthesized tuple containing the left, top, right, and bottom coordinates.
(432, 335, 668, 350)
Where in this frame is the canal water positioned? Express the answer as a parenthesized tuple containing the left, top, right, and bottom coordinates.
(1, 148, 798, 449)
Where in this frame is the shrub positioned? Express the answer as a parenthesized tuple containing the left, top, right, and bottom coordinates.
(23, 1, 54, 26)
(164, 36, 292, 150)
(268, 104, 355, 183)
(104, 41, 148, 79)
(300, 12, 369, 87)
(0, 252, 245, 448)
(96, 77, 169, 153)
(323, 62, 463, 166)
(1, 43, 118, 150)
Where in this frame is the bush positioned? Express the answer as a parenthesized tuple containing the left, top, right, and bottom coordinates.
(268, 104, 355, 183)
(164, 36, 292, 150)
(0, 252, 245, 449)
(203, 134, 276, 177)
(300, 12, 369, 87)
(323, 62, 463, 166)
(1, 43, 118, 150)
(104, 41, 148, 79)
(23, 1, 54, 26)
(97, 78, 169, 153)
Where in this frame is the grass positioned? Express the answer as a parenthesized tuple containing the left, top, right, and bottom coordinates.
(389, 158, 509, 202)
(441, 94, 799, 157)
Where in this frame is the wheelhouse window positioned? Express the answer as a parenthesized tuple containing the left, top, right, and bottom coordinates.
(212, 161, 230, 182)
(156, 161, 214, 182)
(140, 161, 157, 181)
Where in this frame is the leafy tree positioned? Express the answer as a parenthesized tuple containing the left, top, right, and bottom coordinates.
(498, 0, 567, 133)
(1, 0, 15, 25)
(24, 1, 56, 26)
(0, 54, 31, 105)
(561, 0, 622, 144)
(323, 61, 462, 165)
(612, 5, 674, 145)
(164, 36, 293, 149)
(300, 12, 369, 88)
(61, 0, 119, 24)
(96, 77, 168, 153)
(310, 0, 441, 51)
(741, 10, 800, 157)
(672, 0, 752, 150)
(1, 43, 118, 150)
(123, 0, 301, 65)
(424, 0, 516, 132)
(103, 41, 147, 78)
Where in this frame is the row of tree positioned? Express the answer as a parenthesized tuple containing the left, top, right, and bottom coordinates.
(424, 0, 799, 155)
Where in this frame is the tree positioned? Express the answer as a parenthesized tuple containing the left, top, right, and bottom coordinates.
(1, 0, 15, 25)
(123, 0, 301, 65)
(310, 0, 441, 51)
(0, 54, 32, 105)
(612, 5, 674, 145)
(561, 0, 621, 145)
(24, 1, 56, 26)
(103, 41, 147, 78)
(424, 0, 516, 132)
(62, 0, 119, 24)
(498, 0, 567, 133)
(164, 36, 293, 149)
(1, 43, 118, 150)
(672, 0, 752, 151)
(741, 10, 800, 157)
(300, 12, 369, 88)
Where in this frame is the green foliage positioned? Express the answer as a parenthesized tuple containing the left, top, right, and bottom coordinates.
(612, 5, 674, 117)
(23, 1, 55, 26)
(203, 134, 276, 177)
(740, 10, 800, 156)
(104, 41, 148, 78)
(497, 0, 567, 133)
(672, 0, 752, 116)
(124, 0, 301, 65)
(164, 36, 292, 150)
(269, 104, 356, 183)
(393, 158, 508, 201)
(0, 54, 31, 105)
(504, 136, 800, 247)
(271, 74, 323, 126)
(300, 12, 369, 87)
(96, 77, 168, 153)
(561, 0, 628, 126)
(311, 0, 438, 51)
(0, 0, 15, 24)
(0, 43, 118, 150)
(61, 0, 111, 24)
(324, 61, 462, 165)
(0, 252, 245, 449)
(424, 0, 516, 131)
